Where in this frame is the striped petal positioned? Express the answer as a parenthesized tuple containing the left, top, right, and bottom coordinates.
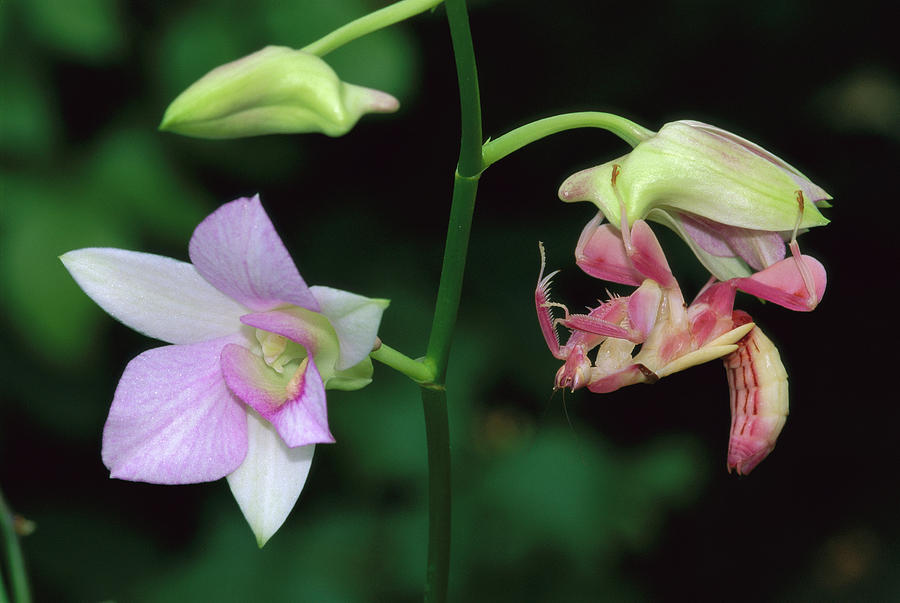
(188, 195, 319, 312)
(220, 343, 334, 447)
(102, 335, 249, 484)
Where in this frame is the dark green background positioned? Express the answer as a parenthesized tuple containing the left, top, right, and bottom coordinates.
(1, 0, 898, 600)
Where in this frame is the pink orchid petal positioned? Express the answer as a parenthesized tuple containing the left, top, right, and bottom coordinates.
(102, 335, 249, 484)
(676, 213, 734, 257)
(61, 248, 248, 344)
(677, 213, 786, 271)
(239, 307, 333, 351)
(189, 195, 319, 312)
(575, 213, 644, 286)
(647, 209, 754, 282)
(227, 411, 315, 546)
(220, 344, 334, 447)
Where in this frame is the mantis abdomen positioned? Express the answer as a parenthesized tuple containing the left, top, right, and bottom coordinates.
(724, 316, 789, 475)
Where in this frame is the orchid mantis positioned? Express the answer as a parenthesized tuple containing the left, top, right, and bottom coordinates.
(536, 168, 826, 474)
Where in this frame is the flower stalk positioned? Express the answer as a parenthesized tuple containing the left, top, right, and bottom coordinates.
(481, 111, 654, 169)
(369, 343, 435, 384)
(418, 0, 482, 600)
(302, 0, 444, 57)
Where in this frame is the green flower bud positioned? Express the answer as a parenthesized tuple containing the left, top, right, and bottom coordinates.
(559, 120, 831, 280)
(160, 46, 399, 139)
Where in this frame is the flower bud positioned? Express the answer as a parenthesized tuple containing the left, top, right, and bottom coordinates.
(559, 120, 830, 280)
(160, 46, 400, 139)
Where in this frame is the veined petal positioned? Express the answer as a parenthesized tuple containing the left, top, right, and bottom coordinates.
(102, 335, 249, 484)
(647, 209, 754, 281)
(227, 410, 315, 547)
(680, 120, 831, 207)
(61, 248, 249, 344)
(310, 285, 388, 370)
(677, 212, 786, 271)
(241, 307, 332, 350)
(221, 343, 334, 447)
(189, 195, 319, 312)
(241, 307, 339, 370)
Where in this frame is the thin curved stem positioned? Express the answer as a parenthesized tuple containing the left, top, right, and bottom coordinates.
(302, 0, 443, 57)
(481, 111, 654, 170)
(370, 342, 436, 384)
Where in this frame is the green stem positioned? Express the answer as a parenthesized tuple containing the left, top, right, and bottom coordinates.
(425, 0, 482, 379)
(423, 176, 478, 379)
(481, 111, 655, 170)
(302, 0, 444, 57)
(420, 388, 451, 603)
(0, 489, 30, 603)
(370, 343, 436, 384)
(416, 1, 482, 601)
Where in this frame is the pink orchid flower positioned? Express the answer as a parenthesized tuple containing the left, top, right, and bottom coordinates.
(559, 120, 831, 283)
(61, 195, 388, 545)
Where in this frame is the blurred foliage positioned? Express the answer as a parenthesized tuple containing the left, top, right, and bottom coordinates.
(1, 0, 898, 601)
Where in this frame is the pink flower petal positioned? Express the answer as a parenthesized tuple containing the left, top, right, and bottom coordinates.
(189, 195, 319, 312)
(647, 209, 753, 282)
(102, 335, 249, 484)
(220, 343, 334, 447)
(239, 307, 328, 351)
(677, 212, 786, 271)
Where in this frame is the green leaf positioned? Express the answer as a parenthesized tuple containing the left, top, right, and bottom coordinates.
(0, 175, 134, 363)
(0, 59, 58, 157)
(84, 127, 207, 238)
(22, 0, 123, 61)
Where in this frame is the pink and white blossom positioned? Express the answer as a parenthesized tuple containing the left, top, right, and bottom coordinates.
(61, 195, 388, 545)
(558, 120, 831, 282)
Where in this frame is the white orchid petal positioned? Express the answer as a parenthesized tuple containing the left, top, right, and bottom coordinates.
(227, 410, 315, 547)
(61, 248, 248, 344)
(310, 285, 389, 370)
